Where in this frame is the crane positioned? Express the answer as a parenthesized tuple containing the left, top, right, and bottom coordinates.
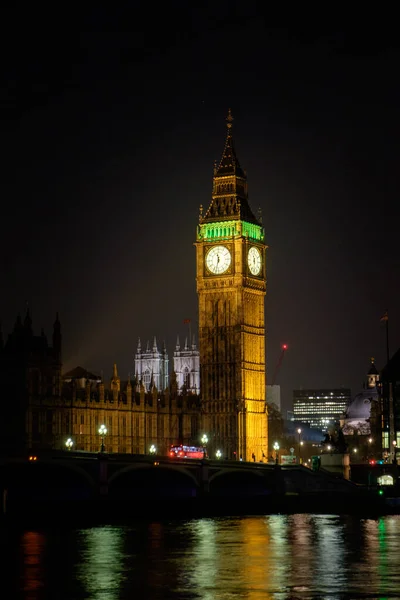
(271, 344, 288, 386)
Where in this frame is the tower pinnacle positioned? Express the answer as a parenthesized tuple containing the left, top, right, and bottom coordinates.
(226, 108, 233, 130)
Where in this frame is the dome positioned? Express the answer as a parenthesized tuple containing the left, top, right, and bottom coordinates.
(342, 387, 378, 435)
(346, 388, 378, 421)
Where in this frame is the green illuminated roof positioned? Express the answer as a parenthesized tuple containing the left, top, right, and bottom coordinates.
(198, 220, 264, 241)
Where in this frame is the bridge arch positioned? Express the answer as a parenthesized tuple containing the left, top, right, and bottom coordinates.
(108, 463, 200, 500)
(1, 459, 98, 516)
(209, 467, 273, 497)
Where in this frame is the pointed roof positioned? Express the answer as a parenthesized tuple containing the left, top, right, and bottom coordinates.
(24, 307, 32, 330)
(63, 366, 101, 381)
(368, 357, 379, 375)
(215, 109, 245, 178)
(201, 110, 260, 226)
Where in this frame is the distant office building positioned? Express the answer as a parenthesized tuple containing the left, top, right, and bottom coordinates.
(266, 385, 281, 412)
(293, 388, 351, 431)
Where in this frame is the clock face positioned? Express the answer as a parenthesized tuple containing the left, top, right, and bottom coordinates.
(248, 246, 262, 275)
(206, 245, 231, 274)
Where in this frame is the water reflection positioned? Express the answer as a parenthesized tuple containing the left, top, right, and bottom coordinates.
(21, 530, 46, 597)
(4, 514, 400, 599)
(76, 527, 125, 600)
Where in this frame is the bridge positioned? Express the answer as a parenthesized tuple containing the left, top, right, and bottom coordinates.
(0, 450, 384, 521)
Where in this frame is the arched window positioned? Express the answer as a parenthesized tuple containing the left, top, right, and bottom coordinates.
(143, 369, 151, 390)
(183, 367, 190, 388)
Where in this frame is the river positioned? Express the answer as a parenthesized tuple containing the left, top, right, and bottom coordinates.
(3, 514, 400, 599)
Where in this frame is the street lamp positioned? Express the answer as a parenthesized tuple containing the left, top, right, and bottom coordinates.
(297, 428, 302, 463)
(65, 438, 73, 451)
(201, 434, 208, 458)
(216, 449, 222, 459)
(393, 440, 397, 463)
(273, 441, 280, 464)
(149, 444, 157, 455)
(99, 424, 107, 452)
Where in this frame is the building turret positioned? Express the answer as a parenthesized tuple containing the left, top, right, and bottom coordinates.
(13, 314, 22, 333)
(367, 357, 379, 388)
(23, 307, 33, 336)
(111, 362, 121, 394)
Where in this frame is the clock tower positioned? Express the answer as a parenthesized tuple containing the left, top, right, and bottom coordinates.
(195, 110, 268, 461)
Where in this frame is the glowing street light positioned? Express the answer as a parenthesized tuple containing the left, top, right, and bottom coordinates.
(297, 428, 302, 463)
(65, 438, 73, 451)
(201, 434, 208, 458)
(216, 449, 222, 459)
(99, 424, 107, 453)
(149, 444, 157, 455)
(273, 441, 280, 464)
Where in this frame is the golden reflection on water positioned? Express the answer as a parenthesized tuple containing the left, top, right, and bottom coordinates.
(9, 514, 400, 599)
(21, 530, 46, 596)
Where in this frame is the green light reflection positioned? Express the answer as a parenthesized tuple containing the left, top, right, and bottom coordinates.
(76, 527, 125, 600)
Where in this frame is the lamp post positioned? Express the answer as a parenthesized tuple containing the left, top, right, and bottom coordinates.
(65, 438, 73, 451)
(273, 441, 280, 464)
(99, 424, 107, 453)
(297, 428, 302, 463)
(368, 437, 373, 460)
(149, 444, 157, 455)
(201, 434, 208, 458)
(216, 449, 222, 459)
(393, 440, 397, 464)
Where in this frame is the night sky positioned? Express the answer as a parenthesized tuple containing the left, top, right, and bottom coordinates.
(2, 5, 400, 412)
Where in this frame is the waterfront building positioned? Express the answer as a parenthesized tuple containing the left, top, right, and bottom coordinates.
(341, 358, 379, 436)
(195, 110, 268, 461)
(293, 387, 351, 431)
(0, 112, 268, 460)
(0, 312, 201, 455)
(375, 348, 400, 462)
(0, 311, 62, 453)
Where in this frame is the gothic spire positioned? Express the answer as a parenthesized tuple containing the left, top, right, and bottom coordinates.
(201, 110, 259, 225)
(215, 109, 245, 178)
(24, 306, 32, 332)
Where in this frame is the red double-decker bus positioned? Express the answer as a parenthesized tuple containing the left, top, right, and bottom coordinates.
(169, 445, 205, 459)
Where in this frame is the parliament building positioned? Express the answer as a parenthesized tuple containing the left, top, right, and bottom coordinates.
(0, 112, 269, 460)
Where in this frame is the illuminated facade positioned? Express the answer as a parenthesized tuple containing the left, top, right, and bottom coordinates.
(195, 110, 268, 461)
(134, 337, 169, 392)
(0, 313, 201, 455)
(173, 335, 200, 394)
(293, 388, 351, 431)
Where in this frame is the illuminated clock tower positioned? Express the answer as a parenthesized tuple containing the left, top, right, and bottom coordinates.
(195, 110, 268, 461)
